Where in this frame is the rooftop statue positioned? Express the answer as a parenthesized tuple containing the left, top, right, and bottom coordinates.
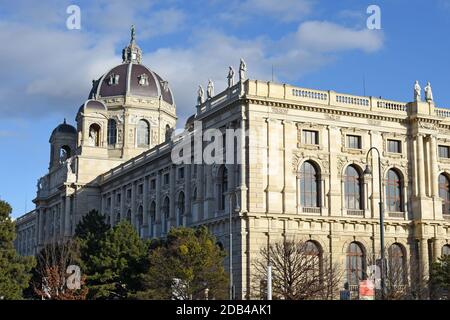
(207, 79, 214, 99)
(197, 85, 204, 105)
(414, 80, 421, 102)
(424, 81, 433, 102)
(227, 66, 235, 87)
(239, 58, 247, 82)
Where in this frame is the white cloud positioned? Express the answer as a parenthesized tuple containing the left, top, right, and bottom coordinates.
(237, 0, 314, 22)
(0, 2, 384, 127)
(292, 21, 384, 53)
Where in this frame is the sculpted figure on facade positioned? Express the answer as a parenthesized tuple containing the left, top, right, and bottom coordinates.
(414, 80, 421, 102)
(207, 79, 214, 99)
(197, 85, 205, 105)
(239, 58, 247, 82)
(424, 81, 433, 102)
(227, 66, 235, 87)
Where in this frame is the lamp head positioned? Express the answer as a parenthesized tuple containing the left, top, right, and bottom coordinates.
(363, 165, 372, 176)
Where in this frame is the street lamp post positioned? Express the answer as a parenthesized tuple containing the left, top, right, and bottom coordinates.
(363, 147, 386, 300)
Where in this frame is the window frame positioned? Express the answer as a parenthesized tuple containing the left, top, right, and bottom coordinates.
(299, 161, 320, 208)
(302, 130, 319, 145)
(346, 135, 362, 150)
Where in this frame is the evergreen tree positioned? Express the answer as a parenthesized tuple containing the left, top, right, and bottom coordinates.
(74, 209, 110, 274)
(134, 226, 228, 300)
(86, 221, 148, 299)
(430, 255, 450, 300)
(0, 200, 35, 299)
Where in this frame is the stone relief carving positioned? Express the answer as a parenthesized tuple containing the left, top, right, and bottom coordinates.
(292, 150, 330, 175)
(271, 107, 288, 114)
(419, 122, 437, 130)
(325, 114, 340, 121)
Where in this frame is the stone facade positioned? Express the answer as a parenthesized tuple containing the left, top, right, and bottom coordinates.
(14, 34, 450, 300)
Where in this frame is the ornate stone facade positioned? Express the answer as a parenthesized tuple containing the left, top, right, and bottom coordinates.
(14, 32, 450, 300)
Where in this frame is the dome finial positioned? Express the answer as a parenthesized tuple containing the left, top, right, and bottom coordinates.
(63, 118, 66, 124)
(130, 24, 136, 44)
(122, 25, 142, 64)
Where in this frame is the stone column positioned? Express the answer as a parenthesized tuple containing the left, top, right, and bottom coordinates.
(433, 237, 442, 261)
(419, 238, 429, 280)
(169, 166, 176, 228)
(198, 164, 205, 220)
(184, 164, 191, 226)
(266, 118, 283, 213)
(430, 135, 439, 198)
(131, 182, 136, 227)
(64, 196, 71, 237)
(283, 120, 296, 214)
(417, 134, 426, 198)
(155, 172, 161, 236)
(142, 176, 149, 237)
(328, 126, 342, 216)
(238, 117, 248, 213)
(120, 186, 126, 220)
(204, 165, 214, 219)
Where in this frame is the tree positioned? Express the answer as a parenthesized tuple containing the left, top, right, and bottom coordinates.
(134, 227, 228, 300)
(86, 221, 148, 299)
(0, 199, 35, 299)
(430, 255, 450, 300)
(32, 241, 88, 300)
(252, 238, 342, 300)
(74, 209, 110, 274)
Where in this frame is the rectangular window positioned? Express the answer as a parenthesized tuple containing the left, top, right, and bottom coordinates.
(138, 184, 143, 195)
(347, 135, 362, 149)
(150, 179, 156, 190)
(302, 130, 319, 145)
(178, 167, 184, 180)
(388, 139, 401, 153)
(164, 173, 169, 185)
(439, 145, 450, 158)
(116, 193, 121, 205)
(126, 189, 131, 200)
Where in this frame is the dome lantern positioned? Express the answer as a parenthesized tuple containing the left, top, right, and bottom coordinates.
(122, 25, 142, 64)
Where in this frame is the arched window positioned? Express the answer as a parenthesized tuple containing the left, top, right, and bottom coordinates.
(137, 119, 150, 147)
(165, 124, 172, 142)
(162, 197, 170, 234)
(59, 145, 71, 163)
(136, 206, 144, 238)
(439, 174, 450, 215)
(88, 123, 101, 147)
(305, 241, 322, 280)
(107, 119, 117, 146)
(149, 201, 156, 238)
(300, 161, 320, 208)
(388, 243, 406, 285)
(345, 165, 363, 210)
(385, 169, 403, 212)
(442, 244, 450, 256)
(177, 192, 185, 226)
(218, 166, 228, 210)
(346, 242, 366, 287)
(126, 209, 131, 222)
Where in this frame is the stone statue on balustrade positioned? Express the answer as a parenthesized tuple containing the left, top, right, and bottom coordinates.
(197, 85, 204, 105)
(207, 79, 214, 99)
(424, 81, 433, 102)
(239, 58, 247, 82)
(414, 80, 421, 102)
(227, 66, 235, 87)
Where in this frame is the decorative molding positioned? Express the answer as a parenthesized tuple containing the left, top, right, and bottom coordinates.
(292, 150, 329, 175)
(271, 107, 288, 114)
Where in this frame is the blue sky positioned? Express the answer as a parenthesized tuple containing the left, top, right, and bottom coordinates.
(1, 0, 449, 218)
